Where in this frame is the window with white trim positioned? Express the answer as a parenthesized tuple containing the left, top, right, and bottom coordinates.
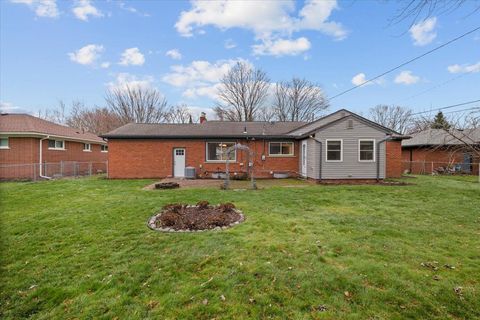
(48, 139, 65, 150)
(206, 142, 236, 162)
(101, 145, 108, 152)
(0, 137, 9, 149)
(359, 139, 375, 162)
(326, 140, 342, 162)
(83, 143, 91, 151)
(269, 142, 294, 156)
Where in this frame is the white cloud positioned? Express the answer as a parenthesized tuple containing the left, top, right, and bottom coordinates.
(72, 0, 103, 21)
(175, 0, 347, 55)
(163, 59, 246, 87)
(10, 0, 59, 18)
(166, 49, 182, 60)
(224, 39, 237, 49)
(447, 61, 480, 74)
(351, 73, 371, 86)
(163, 58, 252, 100)
(0, 101, 30, 114)
(100, 62, 110, 68)
(107, 73, 155, 91)
(68, 44, 104, 65)
(394, 70, 420, 85)
(119, 47, 145, 66)
(252, 37, 311, 56)
(409, 17, 437, 46)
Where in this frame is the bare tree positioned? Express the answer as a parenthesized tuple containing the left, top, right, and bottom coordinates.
(37, 100, 68, 124)
(273, 78, 329, 122)
(164, 104, 195, 123)
(105, 85, 168, 123)
(67, 101, 123, 135)
(368, 105, 413, 133)
(215, 62, 270, 121)
(390, 0, 479, 26)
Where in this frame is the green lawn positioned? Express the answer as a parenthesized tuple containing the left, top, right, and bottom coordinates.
(1, 176, 479, 319)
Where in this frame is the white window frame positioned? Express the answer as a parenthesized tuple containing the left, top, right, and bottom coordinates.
(205, 142, 236, 162)
(101, 145, 108, 152)
(0, 137, 9, 149)
(325, 139, 343, 162)
(48, 139, 65, 150)
(268, 142, 294, 157)
(358, 139, 376, 162)
(83, 143, 91, 152)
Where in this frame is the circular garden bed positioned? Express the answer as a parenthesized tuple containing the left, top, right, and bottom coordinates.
(148, 201, 245, 232)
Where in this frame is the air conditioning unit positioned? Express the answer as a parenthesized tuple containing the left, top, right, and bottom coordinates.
(184, 167, 196, 179)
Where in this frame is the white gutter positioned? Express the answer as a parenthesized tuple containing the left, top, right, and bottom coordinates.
(39, 136, 52, 180)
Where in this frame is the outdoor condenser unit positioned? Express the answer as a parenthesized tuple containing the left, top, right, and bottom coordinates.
(184, 167, 196, 179)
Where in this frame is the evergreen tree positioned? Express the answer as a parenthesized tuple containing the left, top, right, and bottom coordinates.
(431, 111, 450, 129)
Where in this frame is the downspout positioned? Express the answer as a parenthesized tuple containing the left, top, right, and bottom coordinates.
(39, 136, 52, 180)
(310, 135, 322, 182)
(376, 134, 392, 181)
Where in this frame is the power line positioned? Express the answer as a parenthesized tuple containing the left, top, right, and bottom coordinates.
(442, 106, 480, 115)
(329, 25, 480, 101)
(410, 99, 480, 116)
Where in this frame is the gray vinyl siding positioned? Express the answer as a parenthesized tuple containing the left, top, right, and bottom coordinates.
(303, 117, 387, 179)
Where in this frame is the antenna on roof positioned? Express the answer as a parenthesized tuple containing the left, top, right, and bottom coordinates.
(243, 126, 247, 134)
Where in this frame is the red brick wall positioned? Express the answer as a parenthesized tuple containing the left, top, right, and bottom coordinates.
(0, 137, 107, 180)
(385, 141, 402, 178)
(402, 147, 479, 175)
(107, 139, 299, 179)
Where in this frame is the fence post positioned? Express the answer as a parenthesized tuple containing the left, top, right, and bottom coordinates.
(106, 160, 108, 178)
(60, 161, 64, 177)
(33, 164, 36, 181)
(431, 162, 433, 175)
(89, 162, 92, 176)
(73, 162, 77, 177)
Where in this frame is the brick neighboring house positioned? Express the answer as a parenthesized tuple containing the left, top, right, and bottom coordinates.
(102, 109, 408, 181)
(0, 113, 108, 180)
(402, 128, 480, 175)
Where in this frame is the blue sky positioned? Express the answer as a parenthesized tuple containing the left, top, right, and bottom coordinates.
(1, 0, 479, 119)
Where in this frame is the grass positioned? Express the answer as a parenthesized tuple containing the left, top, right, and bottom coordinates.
(0, 175, 479, 319)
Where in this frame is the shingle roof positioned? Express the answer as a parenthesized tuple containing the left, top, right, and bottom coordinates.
(0, 113, 105, 143)
(402, 128, 480, 147)
(102, 120, 307, 139)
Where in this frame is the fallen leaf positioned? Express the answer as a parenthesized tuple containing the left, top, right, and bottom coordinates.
(202, 299, 208, 305)
(220, 295, 226, 301)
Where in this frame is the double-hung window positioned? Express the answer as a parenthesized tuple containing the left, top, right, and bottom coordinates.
(269, 142, 294, 156)
(326, 139, 342, 162)
(48, 139, 65, 150)
(0, 137, 9, 149)
(83, 143, 91, 151)
(206, 142, 236, 162)
(359, 139, 375, 162)
(101, 145, 108, 152)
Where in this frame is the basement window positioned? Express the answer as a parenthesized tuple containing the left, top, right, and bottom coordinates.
(83, 143, 91, 152)
(269, 142, 294, 156)
(0, 137, 9, 149)
(326, 139, 342, 162)
(48, 139, 65, 150)
(359, 139, 375, 162)
(101, 145, 108, 152)
(206, 142, 236, 162)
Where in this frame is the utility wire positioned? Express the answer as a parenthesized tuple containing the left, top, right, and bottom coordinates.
(442, 106, 480, 115)
(329, 25, 480, 101)
(410, 99, 480, 116)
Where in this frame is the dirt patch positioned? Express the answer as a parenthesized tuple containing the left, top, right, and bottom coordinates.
(148, 201, 244, 232)
(144, 178, 222, 190)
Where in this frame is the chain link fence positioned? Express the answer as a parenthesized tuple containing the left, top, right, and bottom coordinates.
(0, 161, 108, 181)
(402, 160, 479, 176)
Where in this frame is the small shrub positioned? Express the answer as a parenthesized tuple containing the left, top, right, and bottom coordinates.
(196, 200, 210, 209)
(161, 211, 180, 227)
(163, 203, 185, 213)
(219, 202, 236, 212)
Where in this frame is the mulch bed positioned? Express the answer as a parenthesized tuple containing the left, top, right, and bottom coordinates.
(148, 201, 244, 232)
(154, 182, 180, 189)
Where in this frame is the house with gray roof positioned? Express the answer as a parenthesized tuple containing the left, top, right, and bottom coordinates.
(102, 109, 409, 180)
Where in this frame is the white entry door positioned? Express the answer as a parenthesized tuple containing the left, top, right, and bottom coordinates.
(173, 148, 185, 177)
(301, 141, 307, 177)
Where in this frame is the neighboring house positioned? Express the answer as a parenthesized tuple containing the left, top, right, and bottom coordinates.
(102, 109, 408, 180)
(0, 113, 108, 180)
(402, 128, 480, 175)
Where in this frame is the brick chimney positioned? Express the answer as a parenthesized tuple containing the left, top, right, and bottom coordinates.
(200, 112, 207, 124)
